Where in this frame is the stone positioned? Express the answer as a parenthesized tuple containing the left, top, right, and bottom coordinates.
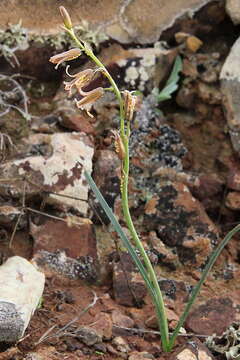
(91, 150, 120, 225)
(170, 339, 215, 360)
(225, 191, 240, 210)
(128, 351, 154, 360)
(186, 36, 203, 53)
(220, 36, 240, 153)
(227, 169, 240, 191)
(90, 312, 112, 340)
(75, 326, 102, 346)
(0, 205, 25, 229)
(0, 0, 223, 45)
(0, 133, 93, 215)
(112, 336, 130, 353)
(31, 219, 97, 260)
(144, 181, 219, 266)
(112, 252, 147, 306)
(185, 297, 236, 336)
(0, 256, 45, 343)
(34, 250, 97, 282)
(112, 310, 135, 329)
(226, 0, 240, 25)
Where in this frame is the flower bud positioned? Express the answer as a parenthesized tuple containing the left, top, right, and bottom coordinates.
(123, 90, 137, 122)
(111, 130, 126, 160)
(59, 6, 72, 30)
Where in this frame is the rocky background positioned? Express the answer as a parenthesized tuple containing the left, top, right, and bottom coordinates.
(0, 0, 240, 359)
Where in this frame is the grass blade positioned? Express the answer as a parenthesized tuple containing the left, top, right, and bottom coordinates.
(168, 223, 240, 349)
(84, 170, 155, 296)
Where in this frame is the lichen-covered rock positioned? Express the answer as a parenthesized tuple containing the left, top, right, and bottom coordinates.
(0, 256, 45, 343)
(220, 36, 240, 153)
(0, 0, 223, 45)
(0, 133, 94, 215)
(144, 181, 219, 266)
(34, 250, 97, 283)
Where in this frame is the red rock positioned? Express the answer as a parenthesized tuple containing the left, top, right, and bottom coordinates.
(90, 312, 112, 340)
(112, 310, 134, 329)
(227, 170, 240, 191)
(112, 253, 147, 306)
(186, 297, 236, 336)
(31, 219, 97, 260)
(225, 191, 240, 210)
(60, 113, 95, 135)
(170, 338, 215, 360)
(128, 351, 154, 360)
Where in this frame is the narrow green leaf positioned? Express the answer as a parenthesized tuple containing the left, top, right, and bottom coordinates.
(157, 55, 182, 103)
(84, 170, 155, 296)
(168, 223, 240, 350)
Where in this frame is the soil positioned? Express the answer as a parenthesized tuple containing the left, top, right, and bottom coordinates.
(0, 2, 240, 360)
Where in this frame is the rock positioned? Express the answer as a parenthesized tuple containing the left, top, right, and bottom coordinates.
(34, 250, 97, 282)
(144, 181, 219, 266)
(112, 336, 130, 353)
(128, 351, 154, 360)
(59, 112, 95, 135)
(170, 338, 215, 360)
(112, 252, 147, 306)
(0, 205, 26, 229)
(145, 308, 179, 330)
(0, 0, 223, 45)
(31, 219, 97, 260)
(225, 191, 240, 210)
(227, 169, 240, 191)
(186, 297, 236, 336)
(220, 36, 240, 153)
(91, 150, 120, 225)
(75, 326, 102, 346)
(0, 256, 45, 343)
(112, 310, 135, 329)
(90, 312, 112, 340)
(186, 36, 203, 53)
(0, 133, 93, 215)
(226, 0, 240, 25)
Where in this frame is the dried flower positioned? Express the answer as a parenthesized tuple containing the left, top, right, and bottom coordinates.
(123, 90, 137, 122)
(75, 87, 104, 117)
(64, 66, 95, 95)
(49, 48, 81, 69)
(111, 130, 126, 160)
(59, 6, 72, 30)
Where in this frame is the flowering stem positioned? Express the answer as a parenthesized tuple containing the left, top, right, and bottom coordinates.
(65, 28, 125, 138)
(66, 26, 170, 351)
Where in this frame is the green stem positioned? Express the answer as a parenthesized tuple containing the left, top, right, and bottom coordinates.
(121, 137, 170, 351)
(168, 223, 240, 350)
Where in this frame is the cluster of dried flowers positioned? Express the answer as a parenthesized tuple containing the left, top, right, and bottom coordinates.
(50, 49, 104, 118)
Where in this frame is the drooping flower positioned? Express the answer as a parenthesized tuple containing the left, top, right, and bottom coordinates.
(123, 90, 138, 122)
(111, 130, 126, 160)
(75, 87, 104, 117)
(49, 48, 81, 69)
(64, 66, 95, 96)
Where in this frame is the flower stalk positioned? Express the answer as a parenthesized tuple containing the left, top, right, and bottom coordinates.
(50, 6, 240, 353)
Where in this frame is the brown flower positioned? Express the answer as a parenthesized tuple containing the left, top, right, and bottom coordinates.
(64, 67, 95, 95)
(75, 87, 104, 117)
(123, 90, 137, 122)
(49, 48, 81, 69)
